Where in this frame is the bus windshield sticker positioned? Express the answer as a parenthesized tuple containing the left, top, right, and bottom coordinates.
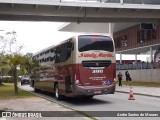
(106, 80, 111, 85)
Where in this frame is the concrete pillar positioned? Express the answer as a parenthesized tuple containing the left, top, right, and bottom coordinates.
(135, 54, 137, 63)
(150, 46, 154, 69)
(150, 46, 153, 62)
(120, 0, 123, 4)
(120, 53, 122, 64)
(109, 23, 112, 36)
(135, 54, 137, 69)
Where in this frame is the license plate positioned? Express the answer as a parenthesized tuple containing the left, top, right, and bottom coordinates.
(95, 91, 101, 94)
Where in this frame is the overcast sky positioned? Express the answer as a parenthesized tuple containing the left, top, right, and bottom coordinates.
(0, 21, 76, 54)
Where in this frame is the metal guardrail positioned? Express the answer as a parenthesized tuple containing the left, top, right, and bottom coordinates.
(116, 62, 154, 70)
(123, 0, 160, 4)
(57, 0, 160, 5)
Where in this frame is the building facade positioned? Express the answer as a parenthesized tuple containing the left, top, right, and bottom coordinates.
(114, 23, 160, 52)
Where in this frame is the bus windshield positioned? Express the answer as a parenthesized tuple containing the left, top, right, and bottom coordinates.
(78, 35, 114, 52)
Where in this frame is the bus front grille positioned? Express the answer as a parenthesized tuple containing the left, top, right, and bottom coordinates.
(82, 60, 112, 68)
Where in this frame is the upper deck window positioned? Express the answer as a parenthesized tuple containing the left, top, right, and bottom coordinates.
(78, 35, 114, 52)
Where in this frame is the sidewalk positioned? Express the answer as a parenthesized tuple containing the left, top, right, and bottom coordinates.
(116, 84, 160, 98)
(0, 96, 89, 120)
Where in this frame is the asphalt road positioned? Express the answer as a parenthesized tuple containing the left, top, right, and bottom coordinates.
(19, 85, 160, 120)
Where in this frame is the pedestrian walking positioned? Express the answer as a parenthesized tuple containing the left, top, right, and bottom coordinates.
(117, 72, 123, 86)
(125, 71, 132, 86)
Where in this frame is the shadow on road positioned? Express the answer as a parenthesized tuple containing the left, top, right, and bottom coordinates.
(64, 97, 112, 105)
(35, 90, 113, 106)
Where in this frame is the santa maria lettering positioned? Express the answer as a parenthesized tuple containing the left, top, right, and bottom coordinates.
(79, 53, 114, 58)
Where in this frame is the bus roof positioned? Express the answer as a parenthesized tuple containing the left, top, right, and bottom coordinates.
(33, 34, 112, 56)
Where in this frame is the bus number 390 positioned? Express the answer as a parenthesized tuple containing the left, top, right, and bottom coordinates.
(92, 69, 103, 73)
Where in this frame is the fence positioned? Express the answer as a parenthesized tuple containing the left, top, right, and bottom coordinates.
(116, 69, 160, 82)
(116, 62, 154, 70)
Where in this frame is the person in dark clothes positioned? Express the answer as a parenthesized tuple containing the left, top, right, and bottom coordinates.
(117, 72, 123, 86)
(125, 71, 132, 86)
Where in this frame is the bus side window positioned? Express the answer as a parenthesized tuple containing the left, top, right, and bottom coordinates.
(55, 41, 73, 63)
(61, 42, 73, 62)
(66, 41, 73, 59)
(59, 44, 67, 62)
(55, 46, 61, 63)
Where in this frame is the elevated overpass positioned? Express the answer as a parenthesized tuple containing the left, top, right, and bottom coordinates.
(0, 0, 160, 22)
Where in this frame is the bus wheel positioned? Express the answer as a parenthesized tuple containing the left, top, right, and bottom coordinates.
(55, 84, 63, 100)
(85, 95, 94, 99)
(34, 83, 39, 92)
(21, 82, 23, 86)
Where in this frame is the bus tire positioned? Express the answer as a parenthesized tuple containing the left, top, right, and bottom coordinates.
(34, 83, 39, 92)
(21, 82, 23, 86)
(55, 84, 63, 100)
(30, 80, 34, 87)
(85, 95, 94, 99)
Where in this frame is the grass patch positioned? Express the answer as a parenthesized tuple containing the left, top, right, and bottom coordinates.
(0, 83, 35, 99)
(117, 81, 160, 87)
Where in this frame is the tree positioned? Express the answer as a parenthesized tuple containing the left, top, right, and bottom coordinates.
(0, 54, 11, 84)
(7, 54, 25, 94)
(0, 31, 23, 94)
(20, 53, 39, 75)
(0, 31, 38, 94)
(0, 54, 6, 84)
(1, 53, 38, 94)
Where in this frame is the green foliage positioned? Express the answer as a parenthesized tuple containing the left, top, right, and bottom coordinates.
(0, 31, 39, 94)
(0, 76, 20, 83)
(0, 53, 38, 76)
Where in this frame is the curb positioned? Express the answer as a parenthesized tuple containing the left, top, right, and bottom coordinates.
(18, 85, 96, 120)
(116, 90, 160, 98)
(31, 92, 95, 119)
